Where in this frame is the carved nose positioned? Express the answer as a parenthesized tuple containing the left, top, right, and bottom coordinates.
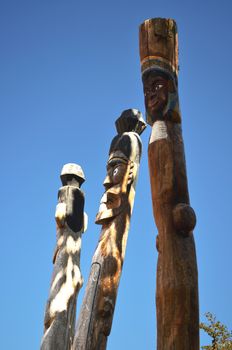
(103, 175, 111, 189)
(98, 192, 108, 213)
(100, 192, 107, 204)
(150, 92, 157, 99)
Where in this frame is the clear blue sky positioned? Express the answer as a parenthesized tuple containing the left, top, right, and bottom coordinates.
(1, 0, 231, 349)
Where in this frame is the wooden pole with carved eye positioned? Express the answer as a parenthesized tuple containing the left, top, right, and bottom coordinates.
(72, 109, 146, 350)
(139, 18, 199, 349)
(40, 163, 87, 350)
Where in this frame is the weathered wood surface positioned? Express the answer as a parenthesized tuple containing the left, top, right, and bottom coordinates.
(41, 163, 87, 350)
(72, 109, 146, 350)
(139, 18, 199, 349)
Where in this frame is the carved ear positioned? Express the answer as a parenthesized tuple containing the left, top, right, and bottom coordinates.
(55, 202, 66, 228)
(127, 162, 135, 185)
(83, 212, 88, 233)
(168, 79, 176, 92)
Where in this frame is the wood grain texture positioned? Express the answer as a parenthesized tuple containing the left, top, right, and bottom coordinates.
(41, 165, 86, 350)
(73, 113, 145, 350)
(148, 123, 199, 350)
(139, 18, 199, 350)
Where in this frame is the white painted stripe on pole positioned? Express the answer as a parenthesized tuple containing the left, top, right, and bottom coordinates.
(149, 120, 168, 143)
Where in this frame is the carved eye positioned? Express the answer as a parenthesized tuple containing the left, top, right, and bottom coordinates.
(144, 89, 150, 97)
(155, 84, 163, 91)
(111, 164, 126, 184)
(107, 159, 128, 185)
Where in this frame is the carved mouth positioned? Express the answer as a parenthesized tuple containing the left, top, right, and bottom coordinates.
(98, 192, 121, 212)
(98, 202, 108, 212)
(149, 100, 159, 108)
(95, 191, 122, 225)
(95, 206, 123, 225)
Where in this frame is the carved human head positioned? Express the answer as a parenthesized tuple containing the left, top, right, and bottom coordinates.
(142, 69, 180, 125)
(60, 163, 85, 187)
(139, 18, 181, 126)
(95, 109, 145, 225)
(95, 132, 142, 225)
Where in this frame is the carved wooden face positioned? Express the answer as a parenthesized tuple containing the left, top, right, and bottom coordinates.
(95, 153, 132, 224)
(105, 157, 128, 187)
(143, 74, 169, 119)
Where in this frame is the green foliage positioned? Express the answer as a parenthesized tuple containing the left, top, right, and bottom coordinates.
(200, 312, 232, 349)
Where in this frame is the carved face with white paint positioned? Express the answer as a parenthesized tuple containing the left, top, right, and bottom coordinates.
(143, 74, 169, 119)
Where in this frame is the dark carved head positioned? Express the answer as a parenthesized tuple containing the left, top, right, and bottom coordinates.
(95, 132, 141, 225)
(143, 73, 169, 118)
(139, 18, 180, 126)
(95, 110, 144, 225)
(142, 69, 180, 125)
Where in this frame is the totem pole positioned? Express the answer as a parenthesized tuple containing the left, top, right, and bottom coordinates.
(73, 109, 146, 350)
(41, 163, 87, 350)
(139, 18, 199, 349)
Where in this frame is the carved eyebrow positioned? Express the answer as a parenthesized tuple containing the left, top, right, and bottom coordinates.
(107, 158, 127, 168)
(145, 80, 164, 87)
(145, 78, 166, 86)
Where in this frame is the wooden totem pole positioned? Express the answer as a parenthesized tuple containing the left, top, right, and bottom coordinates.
(139, 18, 199, 349)
(41, 163, 87, 350)
(73, 109, 146, 350)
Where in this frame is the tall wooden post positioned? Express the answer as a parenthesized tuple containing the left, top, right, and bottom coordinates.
(72, 109, 146, 350)
(41, 163, 87, 350)
(139, 18, 199, 349)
